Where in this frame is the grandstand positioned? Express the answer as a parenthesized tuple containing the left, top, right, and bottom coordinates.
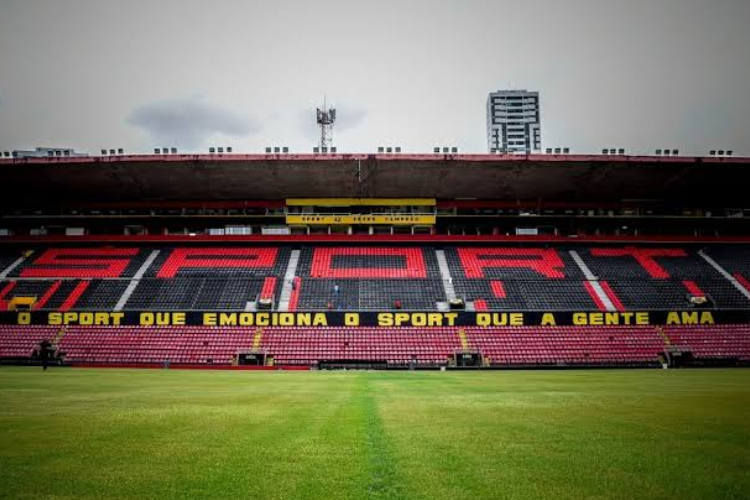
(1, 153, 750, 369)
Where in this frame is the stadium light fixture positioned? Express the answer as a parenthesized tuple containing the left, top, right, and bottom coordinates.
(545, 148, 552, 154)
(313, 147, 320, 154)
(672, 149, 679, 156)
(227, 147, 233, 153)
(601, 148, 623, 155)
(563, 148, 570, 154)
(710, 150, 734, 157)
(154, 148, 160, 154)
(171, 147, 177, 154)
(330, 147, 337, 153)
(451, 147, 458, 153)
(282, 147, 289, 153)
(434, 147, 441, 154)
(218, 147, 224, 153)
(395, 147, 401, 153)
(209, 147, 216, 154)
(265, 147, 272, 154)
(118, 148, 124, 155)
(101, 149, 107, 155)
(378, 147, 384, 153)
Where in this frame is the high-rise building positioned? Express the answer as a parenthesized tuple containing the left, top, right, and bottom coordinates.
(486, 90, 541, 154)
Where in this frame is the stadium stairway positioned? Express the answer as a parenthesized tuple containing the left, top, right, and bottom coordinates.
(252, 328, 263, 350)
(655, 326, 671, 346)
(458, 328, 470, 350)
(51, 326, 67, 350)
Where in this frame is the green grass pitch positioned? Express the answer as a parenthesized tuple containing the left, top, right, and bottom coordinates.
(1, 367, 749, 500)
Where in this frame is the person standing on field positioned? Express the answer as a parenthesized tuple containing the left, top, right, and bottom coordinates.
(38, 339, 53, 371)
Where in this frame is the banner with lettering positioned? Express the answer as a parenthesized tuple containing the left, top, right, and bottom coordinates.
(1, 310, 745, 328)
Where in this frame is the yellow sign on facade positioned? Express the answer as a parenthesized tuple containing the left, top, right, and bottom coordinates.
(286, 214, 436, 225)
(287, 198, 436, 207)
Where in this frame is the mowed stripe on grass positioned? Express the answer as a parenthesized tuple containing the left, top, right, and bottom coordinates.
(0, 368, 749, 500)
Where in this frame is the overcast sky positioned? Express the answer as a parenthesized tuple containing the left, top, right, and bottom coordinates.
(1, 0, 749, 155)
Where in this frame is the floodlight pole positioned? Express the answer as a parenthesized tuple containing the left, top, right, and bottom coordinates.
(316, 97, 336, 150)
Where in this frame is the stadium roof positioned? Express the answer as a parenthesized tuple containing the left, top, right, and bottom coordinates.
(1, 154, 748, 205)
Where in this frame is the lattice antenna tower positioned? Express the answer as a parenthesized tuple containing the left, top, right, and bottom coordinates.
(316, 96, 336, 150)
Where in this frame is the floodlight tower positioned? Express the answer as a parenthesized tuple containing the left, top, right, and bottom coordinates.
(316, 97, 336, 150)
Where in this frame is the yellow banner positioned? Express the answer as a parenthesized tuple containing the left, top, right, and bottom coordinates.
(287, 198, 436, 207)
(286, 214, 436, 225)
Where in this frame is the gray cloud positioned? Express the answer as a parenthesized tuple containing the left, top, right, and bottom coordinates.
(335, 104, 368, 132)
(127, 98, 260, 149)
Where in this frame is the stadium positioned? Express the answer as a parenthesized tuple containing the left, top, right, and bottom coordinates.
(2, 153, 750, 369)
(1, 151, 750, 498)
(3, 1, 750, 497)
